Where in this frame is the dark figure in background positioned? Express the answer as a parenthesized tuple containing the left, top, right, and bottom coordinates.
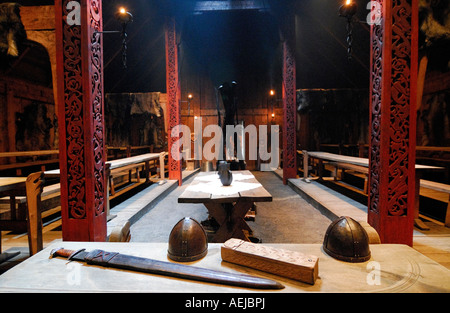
(218, 81, 238, 162)
(218, 81, 245, 170)
(219, 81, 238, 128)
(15, 102, 54, 154)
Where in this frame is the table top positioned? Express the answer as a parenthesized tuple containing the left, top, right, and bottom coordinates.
(307, 151, 444, 171)
(178, 170, 272, 203)
(0, 177, 27, 193)
(0, 241, 449, 293)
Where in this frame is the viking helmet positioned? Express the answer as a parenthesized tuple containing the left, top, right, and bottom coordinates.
(168, 217, 208, 262)
(323, 216, 371, 263)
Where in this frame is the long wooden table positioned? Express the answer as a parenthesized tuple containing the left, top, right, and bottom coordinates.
(0, 177, 27, 193)
(178, 170, 272, 242)
(302, 151, 445, 229)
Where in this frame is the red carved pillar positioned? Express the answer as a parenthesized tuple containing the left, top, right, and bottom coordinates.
(368, 0, 418, 246)
(165, 17, 182, 185)
(55, 0, 107, 241)
(282, 14, 297, 185)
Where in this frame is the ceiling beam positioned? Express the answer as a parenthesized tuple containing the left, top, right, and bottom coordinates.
(193, 1, 269, 12)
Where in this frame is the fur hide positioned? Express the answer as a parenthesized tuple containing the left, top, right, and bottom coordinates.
(419, 0, 450, 46)
(0, 3, 27, 57)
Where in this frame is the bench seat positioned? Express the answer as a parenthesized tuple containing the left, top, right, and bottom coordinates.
(108, 162, 146, 199)
(420, 179, 450, 227)
(324, 161, 369, 193)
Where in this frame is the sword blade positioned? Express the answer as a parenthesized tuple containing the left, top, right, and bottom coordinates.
(50, 248, 284, 290)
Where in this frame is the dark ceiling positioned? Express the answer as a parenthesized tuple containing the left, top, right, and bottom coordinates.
(101, 0, 371, 93)
(2, 0, 372, 93)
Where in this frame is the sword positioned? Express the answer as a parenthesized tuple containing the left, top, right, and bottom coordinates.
(50, 248, 284, 290)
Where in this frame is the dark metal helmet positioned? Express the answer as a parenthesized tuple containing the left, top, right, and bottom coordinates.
(168, 217, 208, 262)
(323, 216, 371, 263)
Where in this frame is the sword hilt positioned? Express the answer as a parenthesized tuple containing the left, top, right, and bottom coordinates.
(50, 248, 85, 260)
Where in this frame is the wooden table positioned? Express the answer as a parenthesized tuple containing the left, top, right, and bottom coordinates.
(0, 177, 27, 220)
(303, 151, 444, 229)
(0, 177, 27, 261)
(0, 241, 449, 293)
(0, 177, 27, 192)
(178, 170, 272, 242)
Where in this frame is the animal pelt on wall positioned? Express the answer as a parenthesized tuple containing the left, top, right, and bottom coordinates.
(0, 3, 27, 57)
(105, 93, 165, 148)
(15, 101, 56, 153)
(296, 89, 369, 151)
(419, 90, 450, 146)
(419, 0, 450, 69)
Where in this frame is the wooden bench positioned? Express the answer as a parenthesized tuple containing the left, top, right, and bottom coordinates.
(328, 161, 369, 193)
(107, 152, 166, 199)
(108, 162, 146, 199)
(105, 152, 166, 220)
(302, 150, 445, 230)
(106, 145, 154, 160)
(420, 179, 450, 227)
(43, 152, 167, 219)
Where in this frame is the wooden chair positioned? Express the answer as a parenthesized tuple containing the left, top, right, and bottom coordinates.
(25, 172, 44, 255)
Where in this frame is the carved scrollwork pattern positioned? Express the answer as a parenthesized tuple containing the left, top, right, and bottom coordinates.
(89, 0, 105, 217)
(61, 0, 105, 219)
(62, 0, 86, 219)
(369, 0, 413, 217)
(165, 18, 181, 178)
(369, 0, 383, 215)
(388, 0, 412, 217)
(283, 39, 296, 172)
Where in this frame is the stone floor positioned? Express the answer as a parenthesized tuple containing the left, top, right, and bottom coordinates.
(129, 171, 332, 243)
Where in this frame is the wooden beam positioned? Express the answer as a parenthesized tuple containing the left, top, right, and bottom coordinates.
(193, 1, 268, 12)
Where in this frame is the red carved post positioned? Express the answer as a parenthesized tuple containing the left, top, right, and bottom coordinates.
(282, 14, 297, 185)
(368, 0, 418, 246)
(165, 17, 182, 185)
(55, 0, 107, 241)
